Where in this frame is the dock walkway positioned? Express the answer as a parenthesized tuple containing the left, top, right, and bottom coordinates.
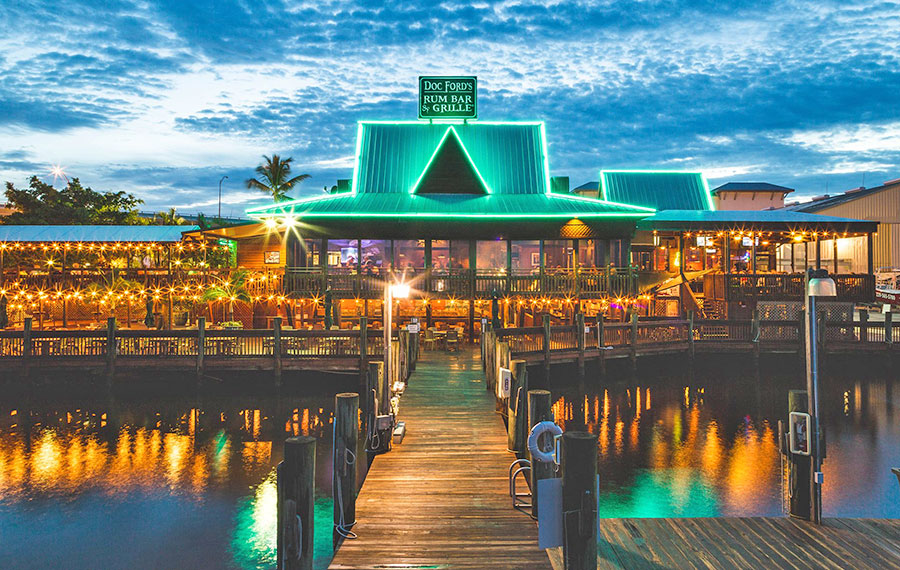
(547, 517, 900, 569)
(328, 348, 549, 569)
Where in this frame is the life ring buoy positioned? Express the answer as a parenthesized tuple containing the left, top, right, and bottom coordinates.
(528, 420, 562, 463)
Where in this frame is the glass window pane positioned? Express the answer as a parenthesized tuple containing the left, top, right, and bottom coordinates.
(431, 240, 450, 271)
(327, 239, 357, 270)
(578, 240, 597, 269)
(360, 240, 389, 275)
(544, 240, 574, 270)
(450, 241, 470, 269)
(395, 240, 425, 274)
(476, 240, 507, 271)
(511, 240, 540, 271)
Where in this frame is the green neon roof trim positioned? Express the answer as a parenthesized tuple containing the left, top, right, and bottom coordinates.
(250, 212, 650, 219)
(409, 126, 491, 194)
(245, 192, 654, 220)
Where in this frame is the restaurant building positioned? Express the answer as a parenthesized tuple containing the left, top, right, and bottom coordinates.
(0, 78, 881, 332)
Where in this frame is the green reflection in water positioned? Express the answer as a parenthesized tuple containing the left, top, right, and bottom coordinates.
(231, 467, 336, 570)
(598, 469, 720, 518)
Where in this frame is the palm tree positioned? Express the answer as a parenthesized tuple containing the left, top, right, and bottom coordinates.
(201, 269, 252, 323)
(154, 208, 186, 225)
(246, 154, 310, 202)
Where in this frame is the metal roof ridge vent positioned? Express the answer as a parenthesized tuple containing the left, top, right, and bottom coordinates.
(845, 187, 865, 194)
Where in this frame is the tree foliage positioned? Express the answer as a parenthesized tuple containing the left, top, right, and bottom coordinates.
(3, 176, 144, 225)
(153, 207, 186, 225)
(245, 154, 310, 202)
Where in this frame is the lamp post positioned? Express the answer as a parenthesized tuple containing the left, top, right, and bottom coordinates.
(804, 267, 836, 524)
(383, 280, 410, 391)
(218, 175, 228, 219)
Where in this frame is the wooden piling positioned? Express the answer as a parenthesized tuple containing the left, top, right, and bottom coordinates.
(527, 389, 553, 519)
(333, 393, 359, 549)
(507, 359, 528, 453)
(274, 316, 283, 388)
(562, 431, 598, 570)
(687, 310, 695, 363)
(278, 436, 316, 570)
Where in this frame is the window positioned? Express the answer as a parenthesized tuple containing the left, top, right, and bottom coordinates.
(476, 240, 507, 272)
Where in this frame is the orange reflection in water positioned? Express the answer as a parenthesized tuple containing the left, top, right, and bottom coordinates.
(0, 405, 332, 501)
(554, 386, 782, 513)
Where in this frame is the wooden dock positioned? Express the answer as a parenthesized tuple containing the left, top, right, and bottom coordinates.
(548, 517, 900, 569)
(328, 348, 549, 570)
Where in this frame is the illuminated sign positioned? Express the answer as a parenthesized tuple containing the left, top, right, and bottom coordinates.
(419, 76, 477, 119)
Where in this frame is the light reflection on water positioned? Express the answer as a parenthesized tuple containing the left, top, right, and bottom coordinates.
(551, 372, 900, 518)
(0, 397, 354, 569)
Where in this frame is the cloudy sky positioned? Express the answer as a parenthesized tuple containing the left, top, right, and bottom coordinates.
(1, 0, 899, 215)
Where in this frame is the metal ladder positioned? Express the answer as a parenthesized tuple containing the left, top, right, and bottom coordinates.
(508, 458, 533, 517)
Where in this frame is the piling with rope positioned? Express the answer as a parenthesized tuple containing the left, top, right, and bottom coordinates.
(277, 436, 315, 570)
(334, 392, 359, 548)
(527, 389, 554, 519)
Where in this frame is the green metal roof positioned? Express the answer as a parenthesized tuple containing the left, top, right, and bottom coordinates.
(353, 121, 549, 195)
(637, 210, 877, 233)
(0, 225, 198, 243)
(601, 171, 714, 211)
(247, 192, 653, 219)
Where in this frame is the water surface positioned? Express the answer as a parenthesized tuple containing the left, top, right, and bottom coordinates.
(0, 390, 363, 569)
(551, 367, 900, 518)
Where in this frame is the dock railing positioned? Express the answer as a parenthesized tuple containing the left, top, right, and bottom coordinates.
(494, 314, 896, 365)
(0, 322, 391, 366)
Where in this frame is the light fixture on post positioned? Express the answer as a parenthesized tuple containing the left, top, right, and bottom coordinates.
(804, 268, 836, 525)
(218, 175, 228, 219)
(383, 279, 410, 402)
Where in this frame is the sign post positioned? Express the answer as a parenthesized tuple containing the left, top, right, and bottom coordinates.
(418, 76, 477, 120)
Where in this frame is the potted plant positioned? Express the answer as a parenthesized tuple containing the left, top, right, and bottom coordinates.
(221, 320, 243, 330)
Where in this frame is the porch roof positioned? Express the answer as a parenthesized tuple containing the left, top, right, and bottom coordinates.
(0, 225, 199, 243)
(637, 209, 877, 233)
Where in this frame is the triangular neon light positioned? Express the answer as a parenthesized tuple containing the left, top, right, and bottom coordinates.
(409, 126, 491, 195)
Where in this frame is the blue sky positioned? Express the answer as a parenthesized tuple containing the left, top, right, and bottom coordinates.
(1, 0, 899, 215)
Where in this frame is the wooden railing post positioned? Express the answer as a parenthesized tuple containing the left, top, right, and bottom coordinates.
(196, 317, 205, 382)
(860, 309, 869, 343)
(333, 393, 358, 549)
(575, 312, 585, 377)
(22, 316, 32, 376)
(885, 311, 893, 345)
(278, 436, 316, 570)
(359, 316, 368, 388)
(527, 389, 553, 519)
(542, 318, 551, 378)
(562, 431, 598, 570)
(597, 314, 606, 377)
(106, 316, 116, 387)
(751, 309, 760, 367)
(629, 311, 638, 373)
(273, 316, 283, 388)
(687, 310, 695, 361)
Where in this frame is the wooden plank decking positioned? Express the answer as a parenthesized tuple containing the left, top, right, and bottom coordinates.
(328, 348, 549, 570)
(546, 518, 900, 570)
